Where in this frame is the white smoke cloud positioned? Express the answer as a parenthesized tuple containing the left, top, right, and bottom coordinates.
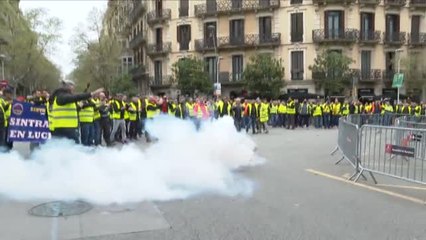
(0, 116, 263, 204)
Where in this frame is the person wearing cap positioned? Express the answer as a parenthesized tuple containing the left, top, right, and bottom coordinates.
(49, 80, 103, 144)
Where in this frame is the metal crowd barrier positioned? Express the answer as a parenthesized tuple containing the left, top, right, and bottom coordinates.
(347, 113, 407, 127)
(332, 114, 426, 185)
(396, 115, 426, 130)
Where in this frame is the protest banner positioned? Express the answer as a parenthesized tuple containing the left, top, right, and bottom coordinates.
(7, 100, 51, 142)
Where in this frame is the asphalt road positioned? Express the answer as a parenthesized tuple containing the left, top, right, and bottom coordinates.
(77, 127, 426, 240)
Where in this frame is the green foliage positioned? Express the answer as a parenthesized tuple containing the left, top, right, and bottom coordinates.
(111, 74, 138, 96)
(70, 8, 123, 93)
(0, 4, 62, 95)
(172, 57, 212, 95)
(309, 50, 354, 95)
(401, 52, 426, 91)
(242, 54, 285, 98)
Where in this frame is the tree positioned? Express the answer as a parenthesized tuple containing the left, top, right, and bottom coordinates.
(111, 74, 138, 96)
(309, 50, 354, 95)
(70, 8, 122, 92)
(401, 52, 426, 99)
(242, 54, 285, 98)
(172, 57, 211, 95)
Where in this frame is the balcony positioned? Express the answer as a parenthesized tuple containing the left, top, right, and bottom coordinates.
(146, 42, 171, 57)
(410, 0, 426, 8)
(194, 0, 280, 18)
(218, 72, 245, 85)
(358, 0, 381, 5)
(130, 65, 146, 79)
(147, 9, 171, 26)
(129, 31, 145, 49)
(195, 33, 281, 52)
(383, 32, 406, 45)
(359, 30, 381, 44)
(179, 7, 189, 17)
(382, 70, 396, 84)
(130, 1, 146, 23)
(353, 69, 382, 83)
(149, 75, 172, 88)
(408, 33, 426, 47)
(312, 29, 359, 44)
(384, 0, 407, 7)
(312, 0, 356, 4)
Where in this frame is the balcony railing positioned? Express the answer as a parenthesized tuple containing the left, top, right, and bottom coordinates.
(384, 0, 407, 7)
(149, 75, 172, 87)
(382, 70, 396, 83)
(194, 0, 280, 18)
(410, 0, 426, 7)
(408, 32, 426, 46)
(313, 0, 356, 4)
(130, 65, 146, 79)
(353, 69, 382, 83)
(195, 33, 281, 52)
(359, 30, 381, 44)
(130, 1, 146, 23)
(218, 72, 245, 84)
(383, 32, 406, 45)
(358, 0, 381, 5)
(146, 42, 171, 56)
(129, 31, 145, 49)
(179, 7, 189, 17)
(312, 29, 359, 44)
(147, 9, 171, 25)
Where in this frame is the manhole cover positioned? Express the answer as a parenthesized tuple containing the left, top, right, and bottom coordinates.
(28, 200, 93, 217)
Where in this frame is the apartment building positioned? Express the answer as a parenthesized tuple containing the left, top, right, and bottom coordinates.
(128, 0, 426, 99)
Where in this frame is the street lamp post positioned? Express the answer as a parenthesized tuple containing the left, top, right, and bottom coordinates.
(0, 54, 6, 80)
(395, 48, 404, 104)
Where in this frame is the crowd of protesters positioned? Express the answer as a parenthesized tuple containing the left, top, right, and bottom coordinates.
(0, 80, 425, 150)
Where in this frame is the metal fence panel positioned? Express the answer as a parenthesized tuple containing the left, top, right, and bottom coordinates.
(358, 125, 426, 185)
(347, 114, 407, 128)
(397, 115, 426, 130)
(337, 117, 359, 168)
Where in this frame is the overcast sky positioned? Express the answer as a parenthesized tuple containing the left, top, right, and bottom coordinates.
(20, 0, 107, 77)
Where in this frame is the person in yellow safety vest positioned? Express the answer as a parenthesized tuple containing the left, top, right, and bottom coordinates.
(242, 99, 252, 133)
(215, 97, 223, 119)
(259, 98, 270, 134)
(364, 102, 373, 114)
(278, 100, 287, 128)
(331, 98, 341, 127)
(168, 99, 177, 116)
(0, 96, 8, 152)
(400, 102, 411, 115)
(382, 100, 394, 125)
(78, 99, 95, 146)
(217, 97, 232, 117)
(193, 97, 210, 130)
(127, 96, 140, 140)
(340, 100, 350, 117)
(145, 96, 160, 142)
(49, 80, 104, 144)
(312, 101, 323, 129)
(269, 100, 279, 127)
(110, 93, 127, 144)
(0, 88, 13, 151)
(174, 97, 185, 119)
(322, 100, 331, 129)
(186, 98, 195, 119)
(122, 95, 130, 138)
(414, 103, 421, 117)
(91, 97, 102, 146)
(286, 97, 296, 129)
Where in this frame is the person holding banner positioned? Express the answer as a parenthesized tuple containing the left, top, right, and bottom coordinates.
(49, 80, 103, 144)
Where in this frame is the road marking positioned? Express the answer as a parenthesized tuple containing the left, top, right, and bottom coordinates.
(306, 169, 426, 205)
(376, 184, 426, 191)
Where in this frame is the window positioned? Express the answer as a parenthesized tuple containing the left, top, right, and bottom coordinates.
(411, 15, 420, 42)
(360, 13, 374, 41)
(232, 55, 243, 81)
(154, 61, 162, 83)
(207, 0, 217, 13)
(232, 0, 243, 9)
(156, 0, 163, 16)
(385, 14, 400, 41)
(325, 11, 344, 39)
(361, 51, 371, 79)
(291, 0, 303, 3)
(155, 28, 163, 45)
(204, 22, 217, 48)
(177, 25, 191, 51)
(259, 16, 272, 43)
(291, 13, 303, 42)
(179, 0, 189, 17)
(291, 51, 304, 80)
(205, 57, 217, 82)
(230, 19, 244, 45)
(259, 0, 270, 7)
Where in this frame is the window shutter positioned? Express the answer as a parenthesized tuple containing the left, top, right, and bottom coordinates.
(291, 14, 296, 42)
(396, 15, 400, 32)
(241, 19, 245, 38)
(340, 11, 344, 30)
(371, 13, 375, 31)
(298, 52, 304, 76)
(324, 11, 329, 38)
(188, 25, 191, 41)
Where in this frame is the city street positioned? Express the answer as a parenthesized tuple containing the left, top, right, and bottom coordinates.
(2, 128, 426, 240)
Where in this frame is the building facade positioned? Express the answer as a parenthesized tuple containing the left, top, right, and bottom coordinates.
(128, 0, 426, 99)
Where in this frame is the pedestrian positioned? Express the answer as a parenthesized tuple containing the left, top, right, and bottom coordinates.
(232, 98, 243, 132)
(98, 92, 113, 146)
(78, 99, 95, 146)
(286, 97, 296, 129)
(49, 80, 103, 144)
(312, 100, 323, 129)
(259, 98, 269, 134)
(110, 93, 127, 144)
(128, 96, 140, 140)
(299, 99, 310, 128)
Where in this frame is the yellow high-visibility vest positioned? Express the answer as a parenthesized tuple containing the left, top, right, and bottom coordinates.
(52, 98, 78, 128)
